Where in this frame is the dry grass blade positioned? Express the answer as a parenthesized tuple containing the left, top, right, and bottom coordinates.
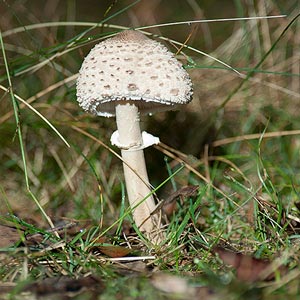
(139, 15, 287, 29)
(0, 74, 77, 124)
(0, 84, 70, 147)
(212, 130, 300, 147)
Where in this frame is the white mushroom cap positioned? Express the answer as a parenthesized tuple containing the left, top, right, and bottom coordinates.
(76, 30, 193, 117)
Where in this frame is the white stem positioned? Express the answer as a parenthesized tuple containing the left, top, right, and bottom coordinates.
(115, 103, 158, 234)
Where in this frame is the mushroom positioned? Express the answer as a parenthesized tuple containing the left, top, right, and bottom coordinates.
(76, 30, 193, 243)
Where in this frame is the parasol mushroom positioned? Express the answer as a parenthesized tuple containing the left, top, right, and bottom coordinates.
(76, 30, 193, 243)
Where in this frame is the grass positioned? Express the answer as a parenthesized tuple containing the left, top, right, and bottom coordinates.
(0, 0, 300, 299)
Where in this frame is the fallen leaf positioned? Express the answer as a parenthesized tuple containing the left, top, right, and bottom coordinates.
(98, 244, 133, 258)
(151, 272, 217, 299)
(162, 185, 199, 216)
(151, 273, 191, 294)
(214, 247, 287, 282)
(23, 275, 103, 296)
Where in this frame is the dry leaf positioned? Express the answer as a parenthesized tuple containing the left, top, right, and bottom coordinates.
(214, 247, 287, 282)
(98, 244, 133, 258)
(23, 275, 103, 296)
(151, 273, 191, 294)
(162, 185, 199, 216)
(151, 273, 217, 299)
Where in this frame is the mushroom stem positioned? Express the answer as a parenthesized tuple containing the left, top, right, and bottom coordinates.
(115, 103, 160, 237)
